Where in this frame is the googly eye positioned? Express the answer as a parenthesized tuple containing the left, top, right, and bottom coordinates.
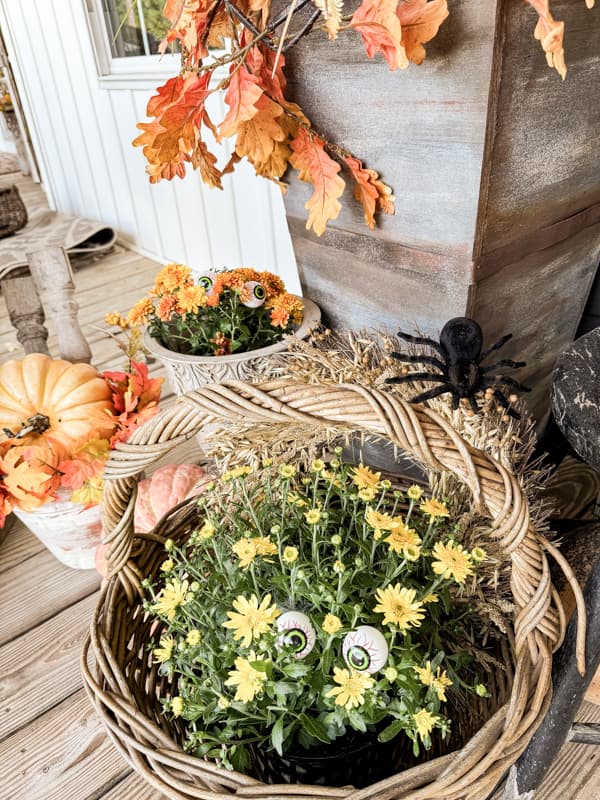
(342, 626, 389, 674)
(241, 281, 266, 308)
(276, 611, 316, 659)
(197, 272, 215, 293)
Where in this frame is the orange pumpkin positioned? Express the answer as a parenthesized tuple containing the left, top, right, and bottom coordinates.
(0, 354, 115, 450)
(134, 463, 212, 533)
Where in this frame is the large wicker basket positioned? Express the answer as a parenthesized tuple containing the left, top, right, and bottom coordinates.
(82, 380, 583, 800)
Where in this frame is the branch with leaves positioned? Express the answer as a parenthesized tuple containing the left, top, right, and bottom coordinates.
(134, 0, 595, 237)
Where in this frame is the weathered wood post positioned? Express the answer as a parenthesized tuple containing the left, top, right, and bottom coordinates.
(26, 246, 92, 364)
(0, 272, 49, 354)
(284, 0, 600, 422)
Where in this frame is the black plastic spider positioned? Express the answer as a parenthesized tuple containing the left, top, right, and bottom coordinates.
(385, 317, 531, 419)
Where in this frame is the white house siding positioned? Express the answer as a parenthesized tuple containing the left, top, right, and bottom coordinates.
(0, 0, 300, 292)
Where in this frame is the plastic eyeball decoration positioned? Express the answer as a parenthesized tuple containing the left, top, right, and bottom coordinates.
(276, 611, 316, 659)
(241, 281, 267, 308)
(197, 272, 216, 294)
(342, 626, 389, 674)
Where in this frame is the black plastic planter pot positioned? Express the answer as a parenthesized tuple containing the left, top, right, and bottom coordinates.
(250, 731, 406, 788)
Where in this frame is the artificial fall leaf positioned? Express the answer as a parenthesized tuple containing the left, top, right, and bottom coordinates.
(71, 475, 104, 508)
(351, 0, 409, 70)
(0, 446, 57, 511)
(312, 0, 344, 39)
(235, 94, 290, 178)
(160, 0, 215, 63)
(58, 438, 110, 491)
(397, 0, 449, 65)
(192, 139, 223, 188)
(133, 73, 212, 183)
(249, 0, 272, 27)
(102, 361, 163, 445)
(0, 485, 11, 528)
(344, 155, 395, 228)
(290, 128, 345, 236)
(525, 0, 566, 79)
(219, 67, 264, 140)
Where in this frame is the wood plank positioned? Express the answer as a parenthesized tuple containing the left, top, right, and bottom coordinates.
(0, 591, 98, 740)
(98, 771, 166, 800)
(0, 689, 129, 800)
(0, 549, 100, 645)
(0, 519, 45, 572)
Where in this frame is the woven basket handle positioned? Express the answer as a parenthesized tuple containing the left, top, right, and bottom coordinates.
(101, 379, 561, 661)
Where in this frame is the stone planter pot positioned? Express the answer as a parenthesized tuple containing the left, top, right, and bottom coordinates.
(12, 487, 104, 570)
(143, 296, 320, 395)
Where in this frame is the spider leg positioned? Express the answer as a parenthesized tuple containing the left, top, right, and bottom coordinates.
(468, 395, 480, 414)
(408, 384, 458, 406)
(390, 353, 446, 371)
(385, 372, 447, 385)
(396, 331, 444, 355)
(483, 375, 531, 393)
(481, 359, 526, 372)
(480, 333, 512, 361)
(491, 389, 521, 419)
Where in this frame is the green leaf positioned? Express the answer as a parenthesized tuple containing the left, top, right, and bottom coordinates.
(348, 710, 367, 732)
(299, 713, 331, 744)
(271, 717, 285, 756)
(378, 719, 405, 743)
(283, 662, 311, 679)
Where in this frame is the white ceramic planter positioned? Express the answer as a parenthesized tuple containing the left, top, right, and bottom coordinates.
(12, 488, 104, 570)
(143, 295, 321, 395)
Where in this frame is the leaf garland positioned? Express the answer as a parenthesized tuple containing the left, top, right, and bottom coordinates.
(134, 0, 594, 235)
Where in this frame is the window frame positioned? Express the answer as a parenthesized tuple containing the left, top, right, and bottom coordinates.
(84, 0, 182, 88)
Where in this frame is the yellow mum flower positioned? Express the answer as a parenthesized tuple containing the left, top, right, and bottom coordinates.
(423, 593, 439, 604)
(225, 655, 268, 703)
(384, 520, 421, 556)
(351, 464, 381, 490)
(186, 629, 202, 646)
(404, 544, 421, 561)
(311, 459, 325, 472)
(471, 546, 487, 563)
(365, 507, 396, 535)
(283, 546, 299, 564)
(151, 579, 190, 620)
(252, 536, 278, 558)
(222, 594, 280, 647)
(217, 695, 230, 709)
(415, 661, 453, 702)
(279, 464, 296, 478)
(407, 485, 423, 501)
(154, 634, 175, 663)
(420, 498, 450, 519)
(358, 487, 377, 502)
(322, 613, 342, 634)
(177, 284, 207, 314)
(413, 708, 438, 742)
(160, 559, 174, 572)
(198, 521, 215, 540)
(333, 560, 345, 573)
(326, 667, 374, 710)
(431, 541, 474, 584)
(152, 263, 193, 294)
(127, 297, 154, 326)
(305, 509, 322, 524)
(171, 696, 185, 717)
(374, 584, 425, 632)
(222, 465, 253, 481)
(262, 457, 273, 467)
(232, 538, 257, 569)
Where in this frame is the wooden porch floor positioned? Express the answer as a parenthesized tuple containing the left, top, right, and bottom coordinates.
(0, 171, 599, 800)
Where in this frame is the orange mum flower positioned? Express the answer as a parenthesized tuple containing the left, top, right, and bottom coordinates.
(127, 297, 154, 326)
(270, 306, 290, 328)
(177, 285, 207, 314)
(155, 295, 178, 321)
(151, 263, 193, 295)
(260, 271, 285, 298)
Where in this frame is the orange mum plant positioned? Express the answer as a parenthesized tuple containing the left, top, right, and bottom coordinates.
(134, 0, 594, 236)
(0, 354, 163, 527)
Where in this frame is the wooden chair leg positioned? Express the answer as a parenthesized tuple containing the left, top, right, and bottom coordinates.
(26, 246, 92, 363)
(0, 273, 49, 354)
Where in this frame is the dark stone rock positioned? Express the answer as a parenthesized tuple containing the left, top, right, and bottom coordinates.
(552, 327, 600, 471)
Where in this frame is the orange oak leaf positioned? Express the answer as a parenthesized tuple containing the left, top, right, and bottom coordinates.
(525, 0, 566, 79)
(192, 139, 223, 188)
(219, 67, 264, 140)
(290, 128, 345, 236)
(160, 0, 216, 63)
(58, 438, 110, 491)
(351, 0, 409, 70)
(397, 0, 448, 65)
(133, 72, 212, 183)
(344, 155, 395, 229)
(235, 94, 289, 178)
(249, 0, 272, 27)
(0, 445, 58, 511)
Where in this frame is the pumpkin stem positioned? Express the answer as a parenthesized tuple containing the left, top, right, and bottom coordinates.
(3, 413, 51, 439)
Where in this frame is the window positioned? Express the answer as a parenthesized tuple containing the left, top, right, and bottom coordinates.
(101, 0, 177, 58)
